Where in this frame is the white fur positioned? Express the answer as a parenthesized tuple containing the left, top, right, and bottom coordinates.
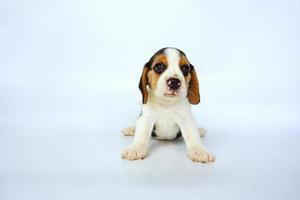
(122, 48, 214, 163)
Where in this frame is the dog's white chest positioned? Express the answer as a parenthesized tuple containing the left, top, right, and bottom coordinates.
(153, 112, 180, 140)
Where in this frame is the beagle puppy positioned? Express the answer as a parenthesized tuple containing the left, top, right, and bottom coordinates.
(122, 47, 215, 163)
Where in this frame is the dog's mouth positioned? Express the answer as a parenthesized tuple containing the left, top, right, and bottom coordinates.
(164, 90, 179, 97)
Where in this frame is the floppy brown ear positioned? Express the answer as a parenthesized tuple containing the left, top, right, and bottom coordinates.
(138, 63, 150, 104)
(188, 64, 200, 104)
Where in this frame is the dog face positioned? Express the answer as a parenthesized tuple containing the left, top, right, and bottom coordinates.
(139, 47, 200, 104)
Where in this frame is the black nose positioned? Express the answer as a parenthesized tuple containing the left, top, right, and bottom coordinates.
(167, 78, 181, 90)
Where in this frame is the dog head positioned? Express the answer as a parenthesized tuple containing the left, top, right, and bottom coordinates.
(139, 47, 200, 105)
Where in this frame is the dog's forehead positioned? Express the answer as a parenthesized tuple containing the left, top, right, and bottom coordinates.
(149, 47, 188, 67)
(164, 48, 180, 67)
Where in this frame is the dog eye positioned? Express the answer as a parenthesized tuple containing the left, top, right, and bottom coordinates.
(154, 63, 165, 73)
(181, 65, 190, 76)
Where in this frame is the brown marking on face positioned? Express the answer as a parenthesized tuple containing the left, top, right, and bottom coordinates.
(185, 73, 191, 89)
(179, 55, 189, 66)
(147, 53, 168, 90)
(153, 54, 168, 67)
(179, 55, 200, 104)
(179, 55, 192, 88)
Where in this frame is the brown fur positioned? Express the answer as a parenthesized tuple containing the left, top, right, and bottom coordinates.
(187, 64, 200, 104)
(179, 55, 192, 88)
(179, 55, 189, 66)
(147, 54, 168, 91)
(147, 70, 159, 91)
(139, 54, 169, 104)
(153, 54, 168, 67)
(139, 65, 149, 104)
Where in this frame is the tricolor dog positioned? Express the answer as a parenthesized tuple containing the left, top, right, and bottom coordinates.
(122, 47, 215, 163)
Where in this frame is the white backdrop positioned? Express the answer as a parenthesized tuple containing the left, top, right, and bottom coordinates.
(0, 0, 299, 200)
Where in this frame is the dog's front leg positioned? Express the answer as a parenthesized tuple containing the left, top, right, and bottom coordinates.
(178, 116, 215, 163)
(122, 115, 154, 160)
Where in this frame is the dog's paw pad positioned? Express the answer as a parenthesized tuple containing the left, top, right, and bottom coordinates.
(121, 127, 135, 136)
(188, 147, 215, 163)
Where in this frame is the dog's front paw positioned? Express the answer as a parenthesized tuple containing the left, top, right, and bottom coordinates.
(187, 146, 215, 163)
(122, 145, 147, 160)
